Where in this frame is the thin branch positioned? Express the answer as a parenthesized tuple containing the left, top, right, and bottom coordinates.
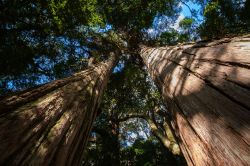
(117, 113, 147, 122)
(180, 0, 193, 17)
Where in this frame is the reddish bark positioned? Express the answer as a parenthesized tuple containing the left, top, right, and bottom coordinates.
(140, 35, 250, 165)
(0, 52, 119, 165)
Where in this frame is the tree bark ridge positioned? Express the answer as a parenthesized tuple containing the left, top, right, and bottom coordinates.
(140, 35, 250, 165)
(0, 52, 119, 165)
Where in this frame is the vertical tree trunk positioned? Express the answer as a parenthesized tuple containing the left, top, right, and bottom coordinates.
(140, 36, 250, 165)
(0, 52, 119, 165)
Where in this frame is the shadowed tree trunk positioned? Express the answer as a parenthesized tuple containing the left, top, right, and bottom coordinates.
(140, 35, 250, 165)
(0, 52, 119, 165)
(91, 121, 121, 166)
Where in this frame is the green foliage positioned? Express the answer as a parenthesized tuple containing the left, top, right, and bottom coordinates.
(120, 138, 184, 166)
(86, 56, 187, 164)
(199, 1, 225, 38)
(1, 0, 249, 94)
(203, 1, 219, 17)
(157, 29, 180, 45)
(0, 0, 182, 94)
(98, 0, 179, 31)
(0, 0, 107, 93)
(152, 16, 196, 46)
(155, 27, 193, 46)
(179, 18, 194, 30)
(198, 0, 250, 39)
(48, 0, 104, 29)
(101, 61, 152, 117)
(2, 0, 249, 164)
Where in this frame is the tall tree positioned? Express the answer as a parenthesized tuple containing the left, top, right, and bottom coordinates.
(140, 36, 250, 165)
(1, 0, 250, 165)
(0, 0, 180, 164)
(0, 51, 119, 165)
(99, 61, 182, 156)
(83, 61, 186, 165)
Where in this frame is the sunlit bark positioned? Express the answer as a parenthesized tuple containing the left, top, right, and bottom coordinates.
(140, 36, 250, 165)
(0, 52, 119, 165)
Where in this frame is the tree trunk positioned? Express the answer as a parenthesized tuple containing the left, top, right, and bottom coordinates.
(118, 114, 180, 156)
(145, 116, 181, 155)
(0, 52, 119, 165)
(140, 35, 250, 165)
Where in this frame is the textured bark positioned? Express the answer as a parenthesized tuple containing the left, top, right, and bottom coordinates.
(140, 35, 250, 166)
(0, 52, 119, 165)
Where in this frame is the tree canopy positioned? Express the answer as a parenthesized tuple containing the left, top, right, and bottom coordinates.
(1, 0, 249, 165)
(1, 0, 249, 93)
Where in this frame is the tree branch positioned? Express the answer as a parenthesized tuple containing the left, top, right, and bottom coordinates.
(117, 112, 181, 155)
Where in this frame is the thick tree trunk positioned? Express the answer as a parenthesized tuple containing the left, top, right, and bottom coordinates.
(0, 52, 119, 165)
(140, 35, 250, 165)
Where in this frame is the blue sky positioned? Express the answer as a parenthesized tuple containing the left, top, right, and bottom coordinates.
(97, 1, 204, 39)
(182, 1, 201, 17)
(147, 1, 203, 38)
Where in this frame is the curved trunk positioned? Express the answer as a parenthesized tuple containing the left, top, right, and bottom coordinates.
(0, 52, 119, 165)
(145, 116, 181, 155)
(118, 114, 180, 155)
(140, 36, 250, 165)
